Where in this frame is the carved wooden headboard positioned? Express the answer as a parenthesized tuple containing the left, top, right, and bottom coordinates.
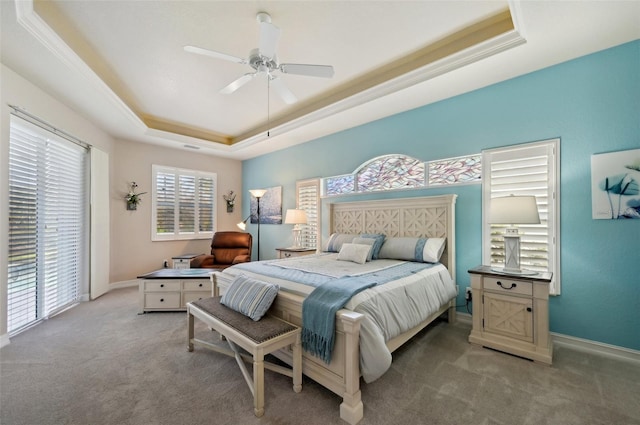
(329, 194, 457, 280)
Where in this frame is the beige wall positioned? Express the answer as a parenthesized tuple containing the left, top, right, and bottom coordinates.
(110, 139, 242, 283)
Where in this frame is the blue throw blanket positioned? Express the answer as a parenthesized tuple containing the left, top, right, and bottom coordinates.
(302, 275, 377, 363)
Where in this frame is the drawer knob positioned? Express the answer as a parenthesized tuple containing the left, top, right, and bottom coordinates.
(527, 307, 532, 312)
(285, 252, 291, 258)
(160, 284, 164, 288)
(199, 283, 203, 287)
(160, 298, 164, 302)
(497, 281, 516, 290)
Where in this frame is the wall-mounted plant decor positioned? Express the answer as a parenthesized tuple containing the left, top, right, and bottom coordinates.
(591, 148, 640, 219)
(223, 190, 236, 213)
(125, 181, 146, 211)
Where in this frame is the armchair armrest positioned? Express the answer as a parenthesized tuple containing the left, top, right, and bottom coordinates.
(191, 254, 214, 268)
(232, 254, 251, 265)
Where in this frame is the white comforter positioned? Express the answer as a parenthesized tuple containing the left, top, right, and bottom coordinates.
(221, 254, 457, 382)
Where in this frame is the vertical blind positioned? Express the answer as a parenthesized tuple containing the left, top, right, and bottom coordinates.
(296, 179, 320, 249)
(152, 165, 216, 240)
(8, 115, 87, 334)
(482, 140, 560, 294)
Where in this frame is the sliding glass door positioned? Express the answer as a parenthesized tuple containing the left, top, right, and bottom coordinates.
(7, 115, 88, 334)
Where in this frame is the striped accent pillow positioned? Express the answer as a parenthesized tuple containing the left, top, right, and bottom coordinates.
(221, 275, 279, 321)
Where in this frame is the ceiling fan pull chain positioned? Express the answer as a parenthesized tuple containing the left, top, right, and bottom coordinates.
(267, 77, 270, 137)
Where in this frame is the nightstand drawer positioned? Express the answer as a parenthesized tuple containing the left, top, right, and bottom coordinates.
(145, 292, 181, 309)
(144, 280, 181, 292)
(183, 280, 212, 291)
(484, 277, 532, 296)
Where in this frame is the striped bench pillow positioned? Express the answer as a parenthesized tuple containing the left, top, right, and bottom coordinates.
(221, 274, 279, 321)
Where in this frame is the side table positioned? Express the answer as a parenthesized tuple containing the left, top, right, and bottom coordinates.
(172, 254, 200, 269)
(468, 265, 553, 364)
(276, 247, 317, 259)
(137, 268, 213, 313)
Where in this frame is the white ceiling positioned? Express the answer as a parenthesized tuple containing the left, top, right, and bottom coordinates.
(2, 1, 639, 160)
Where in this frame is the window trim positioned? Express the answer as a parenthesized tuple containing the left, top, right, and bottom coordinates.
(151, 164, 217, 241)
(481, 138, 561, 294)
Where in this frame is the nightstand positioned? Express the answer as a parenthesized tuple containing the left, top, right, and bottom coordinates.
(276, 247, 316, 259)
(468, 265, 553, 364)
(172, 254, 199, 269)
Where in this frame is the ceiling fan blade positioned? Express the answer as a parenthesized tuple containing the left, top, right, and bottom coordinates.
(270, 76, 297, 104)
(279, 63, 335, 78)
(184, 45, 247, 65)
(259, 21, 280, 59)
(220, 73, 256, 94)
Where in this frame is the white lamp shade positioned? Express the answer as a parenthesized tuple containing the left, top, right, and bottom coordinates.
(489, 195, 540, 225)
(249, 189, 267, 198)
(285, 209, 308, 225)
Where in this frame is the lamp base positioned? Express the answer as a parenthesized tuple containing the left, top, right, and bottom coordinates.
(490, 267, 539, 276)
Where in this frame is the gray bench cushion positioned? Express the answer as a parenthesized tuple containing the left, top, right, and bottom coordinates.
(192, 297, 297, 344)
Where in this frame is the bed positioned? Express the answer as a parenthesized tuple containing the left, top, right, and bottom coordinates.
(211, 194, 457, 424)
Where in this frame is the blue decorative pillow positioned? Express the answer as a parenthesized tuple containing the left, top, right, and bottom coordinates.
(359, 233, 386, 259)
(220, 274, 279, 321)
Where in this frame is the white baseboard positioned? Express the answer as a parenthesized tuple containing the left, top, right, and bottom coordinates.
(455, 310, 639, 364)
(109, 280, 138, 289)
(552, 332, 640, 364)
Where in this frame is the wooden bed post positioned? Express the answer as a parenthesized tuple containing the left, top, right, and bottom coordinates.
(338, 311, 364, 425)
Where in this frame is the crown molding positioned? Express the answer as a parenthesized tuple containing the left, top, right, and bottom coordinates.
(233, 24, 525, 150)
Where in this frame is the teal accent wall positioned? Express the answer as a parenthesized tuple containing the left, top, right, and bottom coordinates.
(242, 41, 640, 351)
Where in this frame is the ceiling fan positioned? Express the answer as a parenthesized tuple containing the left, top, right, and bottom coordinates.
(184, 12, 335, 104)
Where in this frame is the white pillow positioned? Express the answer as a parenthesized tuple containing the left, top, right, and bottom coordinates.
(352, 237, 375, 262)
(337, 243, 370, 265)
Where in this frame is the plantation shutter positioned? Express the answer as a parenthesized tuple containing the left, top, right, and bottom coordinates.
(296, 179, 320, 249)
(155, 171, 176, 234)
(179, 175, 195, 233)
(152, 165, 216, 240)
(198, 177, 215, 232)
(8, 115, 88, 334)
(482, 139, 560, 294)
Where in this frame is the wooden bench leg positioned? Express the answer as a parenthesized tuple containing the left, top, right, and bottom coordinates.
(292, 333, 302, 393)
(253, 351, 265, 417)
(187, 310, 194, 352)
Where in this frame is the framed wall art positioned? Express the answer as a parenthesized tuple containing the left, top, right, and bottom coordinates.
(591, 148, 640, 219)
(250, 186, 282, 224)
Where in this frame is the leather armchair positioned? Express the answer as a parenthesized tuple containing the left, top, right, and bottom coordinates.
(190, 231, 253, 270)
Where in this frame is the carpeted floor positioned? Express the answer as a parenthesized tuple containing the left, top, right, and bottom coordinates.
(1, 286, 638, 425)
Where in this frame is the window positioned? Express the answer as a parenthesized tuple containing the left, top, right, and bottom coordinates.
(323, 153, 481, 197)
(296, 179, 320, 249)
(482, 139, 561, 294)
(8, 115, 88, 334)
(152, 165, 217, 241)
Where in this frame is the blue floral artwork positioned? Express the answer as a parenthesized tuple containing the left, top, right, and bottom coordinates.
(591, 148, 640, 219)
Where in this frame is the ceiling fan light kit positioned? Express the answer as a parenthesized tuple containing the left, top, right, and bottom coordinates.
(184, 12, 335, 105)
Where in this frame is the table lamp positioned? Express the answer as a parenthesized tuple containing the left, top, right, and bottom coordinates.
(489, 195, 540, 275)
(284, 209, 308, 249)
